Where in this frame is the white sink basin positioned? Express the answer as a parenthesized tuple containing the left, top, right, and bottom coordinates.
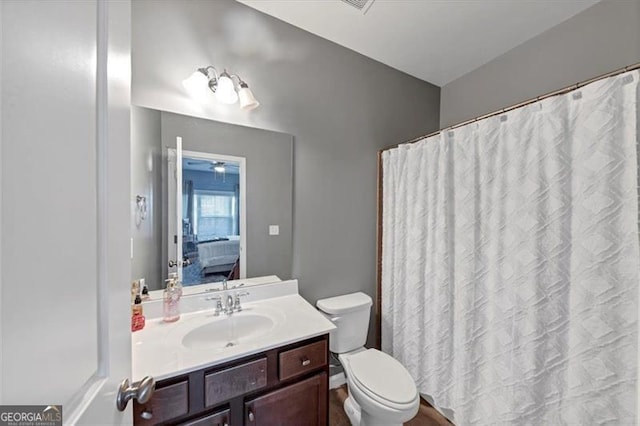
(181, 313, 276, 351)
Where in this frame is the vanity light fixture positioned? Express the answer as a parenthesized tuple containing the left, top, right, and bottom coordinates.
(182, 66, 260, 111)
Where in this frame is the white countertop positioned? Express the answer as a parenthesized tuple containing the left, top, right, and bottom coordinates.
(132, 292, 335, 381)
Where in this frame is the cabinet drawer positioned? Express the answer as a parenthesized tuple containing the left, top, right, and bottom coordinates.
(205, 357, 267, 407)
(133, 380, 188, 425)
(179, 409, 230, 426)
(279, 339, 327, 381)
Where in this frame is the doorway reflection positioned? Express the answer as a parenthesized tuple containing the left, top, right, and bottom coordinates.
(181, 155, 241, 285)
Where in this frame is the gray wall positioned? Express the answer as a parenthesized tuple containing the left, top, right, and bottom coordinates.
(161, 110, 294, 281)
(131, 106, 162, 289)
(440, 0, 640, 128)
(132, 0, 440, 345)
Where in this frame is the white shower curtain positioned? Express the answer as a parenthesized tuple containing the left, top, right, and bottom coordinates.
(382, 70, 640, 425)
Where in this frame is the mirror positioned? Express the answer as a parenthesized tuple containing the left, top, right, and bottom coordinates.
(131, 106, 293, 292)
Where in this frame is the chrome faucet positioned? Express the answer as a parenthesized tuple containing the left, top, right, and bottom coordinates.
(205, 291, 249, 316)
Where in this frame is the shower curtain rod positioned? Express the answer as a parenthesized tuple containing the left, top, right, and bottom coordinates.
(380, 61, 640, 153)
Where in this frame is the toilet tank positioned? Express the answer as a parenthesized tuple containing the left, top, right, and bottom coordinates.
(316, 292, 372, 353)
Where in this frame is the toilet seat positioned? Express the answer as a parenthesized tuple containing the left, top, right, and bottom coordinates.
(343, 349, 418, 408)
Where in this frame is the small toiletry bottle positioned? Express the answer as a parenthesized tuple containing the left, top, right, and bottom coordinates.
(140, 278, 151, 301)
(163, 276, 181, 323)
(141, 285, 150, 301)
(131, 294, 146, 332)
(131, 279, 140, 303)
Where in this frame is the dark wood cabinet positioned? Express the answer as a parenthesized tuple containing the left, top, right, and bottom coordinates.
(134, 334, 329, 426)
(133, 380, 189, 426)
(180, 409, 230, 426)
(205, 358, 268, 407)
(245, 373, 327, 426)
(279, 339, 327, 382)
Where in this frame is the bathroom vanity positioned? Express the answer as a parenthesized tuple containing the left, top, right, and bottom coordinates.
(132, 280, 334, 425)
(134, 334, 328, 425)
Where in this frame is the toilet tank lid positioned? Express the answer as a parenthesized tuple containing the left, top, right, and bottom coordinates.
(316, 292, 372, 315)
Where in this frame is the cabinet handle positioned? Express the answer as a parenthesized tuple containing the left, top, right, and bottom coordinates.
(248, 409, 255, 422)
(140, 410, 153, 420)
(301, 357, 311, 366)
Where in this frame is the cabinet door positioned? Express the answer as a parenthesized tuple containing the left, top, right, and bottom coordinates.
(133, 380, 189, 425)
(245, 373, 327, 426)
(179, 409, 230, 426)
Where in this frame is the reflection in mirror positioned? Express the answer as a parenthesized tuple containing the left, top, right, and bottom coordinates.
(131, 106, 293, 292)
(181, 152, 245, 286)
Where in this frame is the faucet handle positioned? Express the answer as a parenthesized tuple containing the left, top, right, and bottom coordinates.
(205, 295, 224, 316)
(234, 291, 250, 312)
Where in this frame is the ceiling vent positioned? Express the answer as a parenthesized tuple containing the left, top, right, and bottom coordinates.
(340, 0, 376, 14)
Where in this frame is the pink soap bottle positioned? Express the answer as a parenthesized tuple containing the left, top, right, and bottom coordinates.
(163, 275, 181, 322)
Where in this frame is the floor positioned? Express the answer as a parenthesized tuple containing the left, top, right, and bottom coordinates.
(329, 385, 453, 426)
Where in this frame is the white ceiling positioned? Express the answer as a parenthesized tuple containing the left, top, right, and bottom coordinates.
(237, 0, 600, 86)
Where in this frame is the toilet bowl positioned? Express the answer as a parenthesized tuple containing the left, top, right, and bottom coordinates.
(340, 349, 419, 426)
(316, 292, 419, 426)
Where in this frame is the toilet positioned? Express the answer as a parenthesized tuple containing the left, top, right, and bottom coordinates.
(317, 292, 419, 426)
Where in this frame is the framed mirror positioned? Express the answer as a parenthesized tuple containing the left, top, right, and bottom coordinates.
(131, 106, 293, 293)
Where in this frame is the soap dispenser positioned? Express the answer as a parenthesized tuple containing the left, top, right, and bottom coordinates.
(163, 274, 181, 323)
(169, 272, 183, 298)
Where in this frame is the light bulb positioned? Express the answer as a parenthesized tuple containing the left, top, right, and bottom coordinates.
(215, 72, 238, 104)
(238, 84, 260, 111)
(182, 70, 209, 102)
(214, 165, 225, 173)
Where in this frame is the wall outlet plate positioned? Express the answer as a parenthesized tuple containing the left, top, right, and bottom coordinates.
(269, 225, 280, 236)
